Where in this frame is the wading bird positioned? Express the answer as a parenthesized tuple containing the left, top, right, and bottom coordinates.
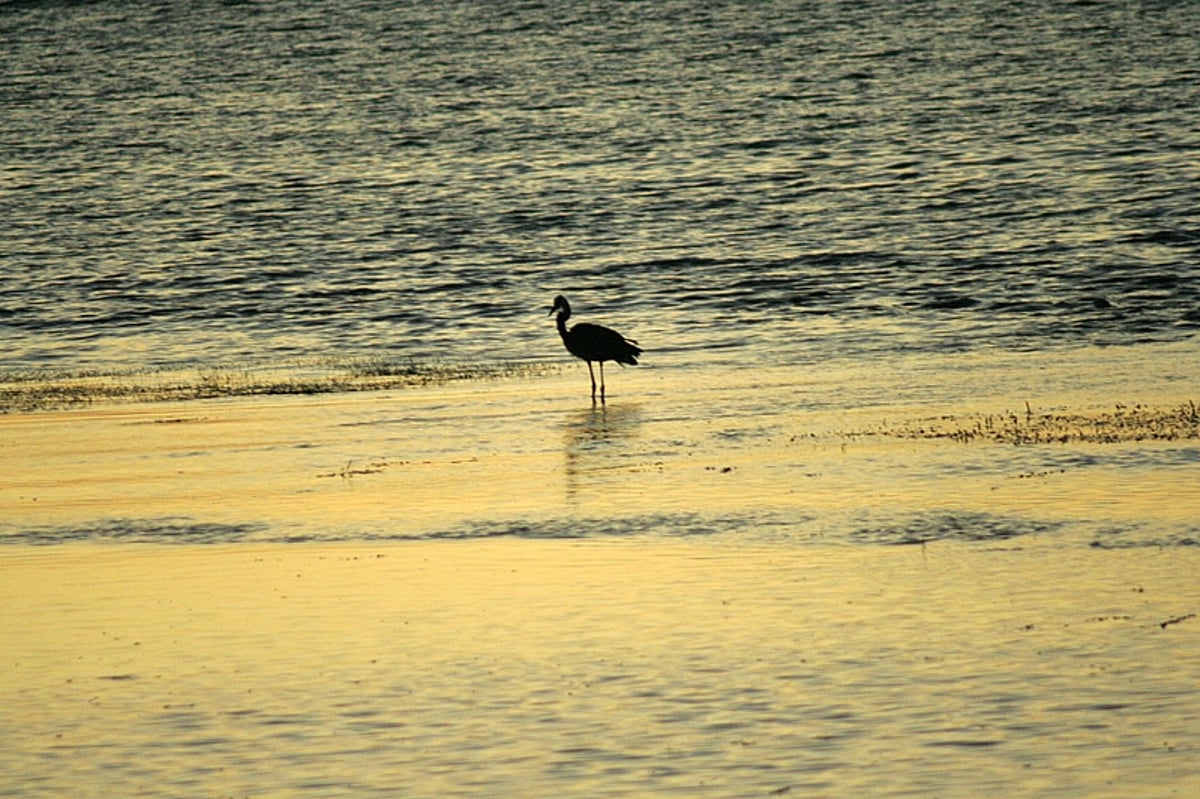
(550, 294, 642, 402)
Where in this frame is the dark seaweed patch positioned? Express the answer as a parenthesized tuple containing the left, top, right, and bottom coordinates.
(852, 402, 1200, 445)
(0, 359, 558, 413)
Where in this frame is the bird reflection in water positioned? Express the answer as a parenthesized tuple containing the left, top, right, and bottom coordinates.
(562, 402, 643, 502)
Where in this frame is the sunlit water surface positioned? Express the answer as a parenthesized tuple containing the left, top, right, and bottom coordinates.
(4, 540, 1200, 799)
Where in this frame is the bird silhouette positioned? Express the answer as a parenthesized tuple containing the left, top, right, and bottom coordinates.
(550, 294, 642, 402)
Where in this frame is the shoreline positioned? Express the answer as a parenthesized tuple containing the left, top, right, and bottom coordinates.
(2, 345, 1198, 547)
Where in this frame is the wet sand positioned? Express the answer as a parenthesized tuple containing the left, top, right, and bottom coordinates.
(3, 346, 1200, 796)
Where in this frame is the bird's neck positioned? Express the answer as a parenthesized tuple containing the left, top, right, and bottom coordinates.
(556, 313, 570, 339)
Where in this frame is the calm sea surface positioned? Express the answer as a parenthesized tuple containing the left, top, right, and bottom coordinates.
(3, 0, 1198, 371)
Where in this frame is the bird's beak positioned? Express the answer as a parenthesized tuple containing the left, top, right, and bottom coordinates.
(547, 305, 557, 316)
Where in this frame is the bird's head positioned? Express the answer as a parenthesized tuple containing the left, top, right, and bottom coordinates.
(549, 295, 570, 316)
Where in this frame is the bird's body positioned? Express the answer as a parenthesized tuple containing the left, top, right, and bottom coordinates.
(550, 295, 641, 402)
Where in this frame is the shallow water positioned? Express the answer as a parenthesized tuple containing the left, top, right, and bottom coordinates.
(2, 344, 1197, 549)
(3, 540, 1199, 798)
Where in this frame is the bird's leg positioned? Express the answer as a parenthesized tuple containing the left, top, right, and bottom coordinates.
(599, 362, 606, 403)
(587, 361, 597, 400)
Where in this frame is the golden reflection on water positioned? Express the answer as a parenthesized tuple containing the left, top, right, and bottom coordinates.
(562, 401, 644, 504)
(2, 540, 1199, 797)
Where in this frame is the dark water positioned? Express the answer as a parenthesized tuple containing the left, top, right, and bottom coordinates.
(3, 0, 1199, 372)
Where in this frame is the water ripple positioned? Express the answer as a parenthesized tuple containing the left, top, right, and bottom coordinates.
(2, 0, 1197, 370)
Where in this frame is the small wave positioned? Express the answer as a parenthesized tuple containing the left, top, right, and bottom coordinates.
(0, 512, 798, 547)
(1121, 228, 1200, 247)
(8, 511, 1196, 550)
(420, 512, 747, 542)
(922, 294, 981, 311)
(322, 511, 795, 543)
(1088, 523, 1200, 550)
(847, 511, 1063, 546)
(1, 518, 268, 546)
